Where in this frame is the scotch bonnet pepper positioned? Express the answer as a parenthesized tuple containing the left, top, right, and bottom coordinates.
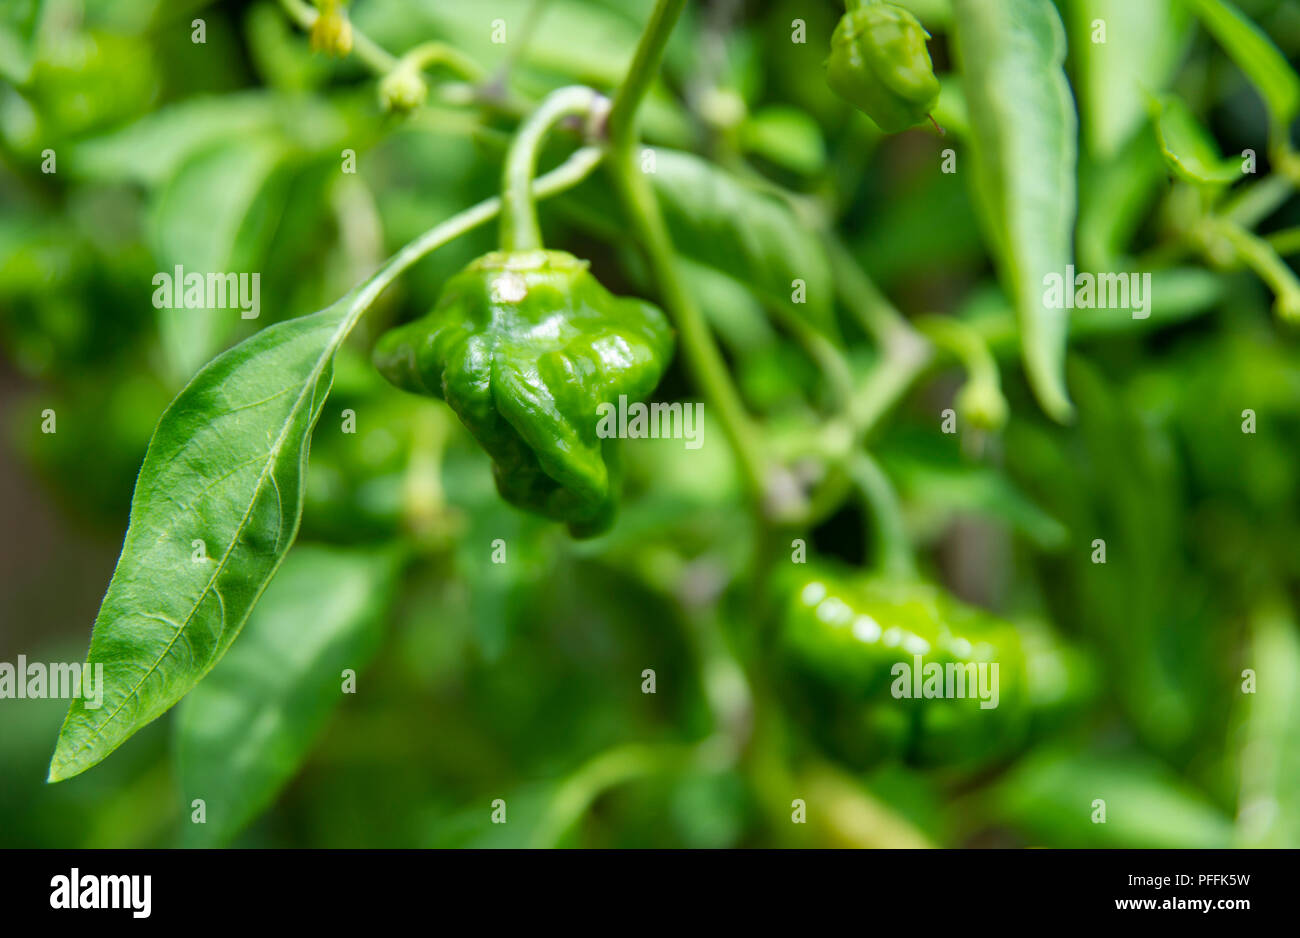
(778, 567, 1089, 768)
(373, 249, 674, 537)
(826, 1, 940, 133)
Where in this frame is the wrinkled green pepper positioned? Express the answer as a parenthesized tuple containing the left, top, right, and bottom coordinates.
(373, 249, 674, 537)
(825, 1, 941, 133)
(778, 566, 1090, 768)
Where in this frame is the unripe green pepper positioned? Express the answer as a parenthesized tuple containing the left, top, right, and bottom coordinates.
(778, 566, 1088, 768)
(825, 1, 940, 133)
(373, 249, 673, 538)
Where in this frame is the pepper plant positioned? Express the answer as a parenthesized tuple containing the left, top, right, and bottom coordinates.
(2, 0, 1300, 848)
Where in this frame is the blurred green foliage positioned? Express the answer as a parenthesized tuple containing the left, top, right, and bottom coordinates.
(3, 0, 1300, 847)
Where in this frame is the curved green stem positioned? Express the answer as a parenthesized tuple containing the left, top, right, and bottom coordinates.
(767, 302, 854, 410)
(608, 146, 770, 507)
(1207, 215, 1300, 320)
(825, 234, 915, 348)
(847, 451, 915, 577)
(501, 86, 603, 251)
(531, 742, 698, 847)
(362, 146, 604, 304)
(607, 0, 685, 149)
(915, 315, 998, 389)
(397, 40, 486, 83)
(916, 313, 1008, 429)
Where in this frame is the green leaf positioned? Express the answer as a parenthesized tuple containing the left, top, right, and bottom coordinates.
(149, 138, 290, 385)
(1232, 602, 1300, 847)
(1187, 0, 1300, 129)
(67, 92, 325, 187)
(1067, 0, 1191, 158)
(47, 289, 373, 783)
(951, 0, 1078, 422)
(649, 147, 836, 336)
(987, 746, 1234, 847)
(739, 106, 827, 176)
(885, 456, 1068, 550)
(1077, 131, 1167, 269)
(0, 0, 42, 85)
(1153, 94, 1242, 185)
(176, 545, 402, 846)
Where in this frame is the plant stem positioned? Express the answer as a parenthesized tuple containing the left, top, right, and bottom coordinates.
(915, 314, 999, 391)
(1266, 225, 1300, 256)
(501, 86, 602, 251)
(766, 302, 854, 410)
(397, 40, 487, 83)
(825, 234, 915, 348)
(847, 451, 915, 577)
(608, 146, 769, 506)
(356, 147, 604, 315)
(531, 742, 698, 847)
(605, 0, 769, 508)
(1222, 171, 1294, 228)
(607, 0, 686, 149)
(1207, 215, 1300, 320)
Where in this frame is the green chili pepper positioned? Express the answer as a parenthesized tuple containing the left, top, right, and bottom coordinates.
(825, 1, 941, 133)
(373, 249, 674, 538)
(778, 566, 1089, 768)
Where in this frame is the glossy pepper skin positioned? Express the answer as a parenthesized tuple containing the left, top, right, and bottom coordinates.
(825, 1, 940, 133)
(373, 249, 673, 538)
(778, 567, 1089, 768)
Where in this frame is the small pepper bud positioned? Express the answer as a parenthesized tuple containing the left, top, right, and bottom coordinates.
(825, 1, 940, 133)
(379, 63, 428, 114)
(955, 378, 1009, 432)
(310, 0, 353, 58)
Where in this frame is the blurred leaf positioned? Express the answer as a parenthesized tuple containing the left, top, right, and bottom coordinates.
(48, 286, 376, 783)
(1153, 94, 1242, 185)
(19, 29, 158, 142)
(1188, 0, 1300, 128)
(1232, 601, 1300, 847)
(1067, 0, 1191, 158)
(650, 148, 836, 337)
(68, 91, 344, 187)
(244, 1, 330, 92)
(855, 165, 982, 289)
(951, 0, 1078, 422)
(886, 456, 1069, 550)
(176, 544, 401, 846)
(0, 0, 42, 84)
(739, 106, 827, 176)
(987, 746, 1234, 847)
(968, 267, 1226, 347)
(148, 137, 290, 384)
(1077, 130, 1167, 269)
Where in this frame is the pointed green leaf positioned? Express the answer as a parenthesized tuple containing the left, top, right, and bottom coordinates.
(1188, 0, 1300, 128)
(1154, 94, 1243, 185)
(951, 0, 1078, 422)
(1068, 0, 1191, 158)
(48, 290, 371, 783)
